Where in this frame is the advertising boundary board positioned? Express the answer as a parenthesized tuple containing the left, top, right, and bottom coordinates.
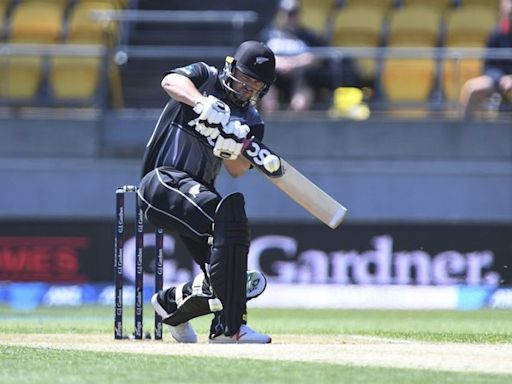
(1, 282, 510, 310)
(0, 221, 510, 287)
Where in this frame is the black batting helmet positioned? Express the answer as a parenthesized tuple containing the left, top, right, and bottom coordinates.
(233, 41, 276, 87)
(221, 41, 276, 106)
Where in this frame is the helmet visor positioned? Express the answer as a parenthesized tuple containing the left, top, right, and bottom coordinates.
(224, 68, 266, 105)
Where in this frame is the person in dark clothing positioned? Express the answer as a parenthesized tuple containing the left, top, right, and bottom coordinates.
(460, 0, 512, 119)
(259, 0, 328, 113)
(139, 41, 280, 344)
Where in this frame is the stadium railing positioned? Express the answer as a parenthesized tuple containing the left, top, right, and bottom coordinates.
(1, 44, 510, 117)
(0, 6, 510, 120)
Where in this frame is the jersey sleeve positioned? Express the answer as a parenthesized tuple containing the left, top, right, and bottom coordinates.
(169, 62, 212, 89)
(249, 122, 264, 141)
(245, 105, 265, 141)
(247, 117, 264, 170)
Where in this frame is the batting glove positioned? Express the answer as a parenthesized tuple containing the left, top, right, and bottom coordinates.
(213, 120, 250, 160)
(193, 95, 230, 139)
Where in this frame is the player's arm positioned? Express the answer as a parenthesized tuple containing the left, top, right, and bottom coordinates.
(222, 136, 280, 178)
(223, 157, 251, 178)
(161, 73, 204, 107)
(162, 72, 230, 125)
(163, 70, 230, 140)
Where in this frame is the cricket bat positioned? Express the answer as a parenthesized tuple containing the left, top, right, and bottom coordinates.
(187, 118, 347, 228)
(242, 137, 347, 229)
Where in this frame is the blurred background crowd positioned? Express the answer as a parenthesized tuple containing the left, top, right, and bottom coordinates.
(0, 0, 510, 120)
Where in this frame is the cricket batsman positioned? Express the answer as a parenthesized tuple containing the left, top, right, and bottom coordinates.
(137, 41, 280, 343)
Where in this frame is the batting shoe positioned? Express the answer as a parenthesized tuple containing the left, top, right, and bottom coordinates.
(151, 291, 197, 343)
(209, 324, 272, 344)
(168, 321, 197, 344)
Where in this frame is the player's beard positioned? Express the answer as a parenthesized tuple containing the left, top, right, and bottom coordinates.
(226, 86, 252, 107)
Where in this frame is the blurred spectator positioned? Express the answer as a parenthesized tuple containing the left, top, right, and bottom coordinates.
(258, 0, 328, 113)
(459, 0, 512, 119)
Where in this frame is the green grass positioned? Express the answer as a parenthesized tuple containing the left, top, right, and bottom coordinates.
(0, 345, 509, 384)
(1, 306, 512, 383)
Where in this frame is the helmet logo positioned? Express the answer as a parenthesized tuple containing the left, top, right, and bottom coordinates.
(255, 56, 269, 65)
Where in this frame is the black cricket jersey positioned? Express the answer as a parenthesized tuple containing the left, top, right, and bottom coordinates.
(141, 62, 265, 188)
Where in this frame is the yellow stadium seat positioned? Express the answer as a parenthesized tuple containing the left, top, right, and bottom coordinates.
(343, 0, 394, 12)
(381, 5, 440, 101)
(16, 0, 70, 23)
(20, 0, 69, 9)
(298, 0, 336, 36)
(77, 0, 128, 9)
(332, 5, 385, 81)
(381, 58, 436, 101)
(441, 6, 497, 101)
(387, 5, 442, 47)
(401, 0, 453, 15)
(444, 6, 497, 47)
(332, 6, 384, 47)
(0, 0, 9, 15)
(21, 0, 69, 4)
(49, 56, 102, 100)
(6, 2, 64, 100)
(49, 1, 120, 103)
(0, 56, 43, 99)
(459, 0, 500, 13)
(67, 1, 118, 45)
(49, 55, 123, 106)
(9, 1, 64, 43)
(0, 0, 10, 40)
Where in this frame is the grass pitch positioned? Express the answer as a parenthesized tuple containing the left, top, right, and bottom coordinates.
(1, 306, 511, 383)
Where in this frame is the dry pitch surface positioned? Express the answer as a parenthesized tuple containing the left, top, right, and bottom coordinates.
(2, 334, 512, 374)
